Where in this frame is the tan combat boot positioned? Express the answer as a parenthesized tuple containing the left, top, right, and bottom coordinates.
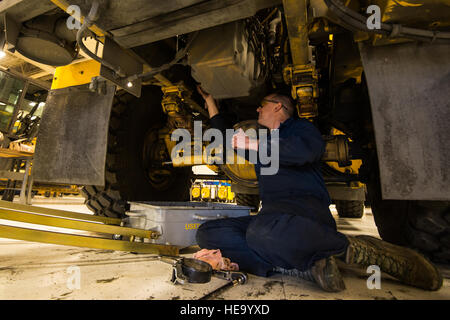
(275, 256, 346, 292)
(310, 256, 346, 292)
(345, 235, 443, 291)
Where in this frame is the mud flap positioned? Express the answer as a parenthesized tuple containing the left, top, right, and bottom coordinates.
(359, 42, 450, 200)
(33, 84, 116, 186)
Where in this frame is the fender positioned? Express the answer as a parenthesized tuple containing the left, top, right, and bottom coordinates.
(359, 42, 450, 200)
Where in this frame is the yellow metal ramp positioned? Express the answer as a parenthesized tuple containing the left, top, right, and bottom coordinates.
(0, 200, 179, 256)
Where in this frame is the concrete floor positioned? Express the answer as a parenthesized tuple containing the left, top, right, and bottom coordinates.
(0, 196, 449, 300)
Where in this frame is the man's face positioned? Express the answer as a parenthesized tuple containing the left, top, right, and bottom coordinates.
(257, 96, 280, 127)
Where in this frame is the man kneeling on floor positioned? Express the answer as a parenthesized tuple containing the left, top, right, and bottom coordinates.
(194, 86, 442, 292)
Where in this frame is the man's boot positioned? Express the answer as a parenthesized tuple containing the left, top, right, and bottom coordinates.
(345, 235, 443, 291)
(274, 256, 346, 292)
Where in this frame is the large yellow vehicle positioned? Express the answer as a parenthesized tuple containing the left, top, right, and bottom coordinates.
(0, 0, 448, 263)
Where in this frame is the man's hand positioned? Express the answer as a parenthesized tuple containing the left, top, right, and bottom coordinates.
(197, 85, 213, 104)
(197, 85, 219, 118)
(232, 129, 258, 151)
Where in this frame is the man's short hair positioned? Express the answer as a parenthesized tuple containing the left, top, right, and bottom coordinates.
(268, 93, 296, 118)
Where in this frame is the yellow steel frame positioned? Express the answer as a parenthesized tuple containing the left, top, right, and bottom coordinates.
(282, 0, 310, 66)
(0, 200, 179, 256)
(51, 59, 101, 90)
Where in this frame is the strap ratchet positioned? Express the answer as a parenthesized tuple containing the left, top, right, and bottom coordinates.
(158, 256, 247, 286)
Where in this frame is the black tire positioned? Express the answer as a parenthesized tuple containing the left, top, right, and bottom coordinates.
(366, 158, 450, 263)
(405, 202, 450, 263)
(82, 86, 192, 218)
(335, 200, 364, 218)
(235, 193, 260, 213)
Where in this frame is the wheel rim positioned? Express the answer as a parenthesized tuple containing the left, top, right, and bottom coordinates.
(142, 127, 176, 190)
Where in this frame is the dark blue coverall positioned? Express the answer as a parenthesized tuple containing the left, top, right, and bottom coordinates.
(196, 114, 349, 276)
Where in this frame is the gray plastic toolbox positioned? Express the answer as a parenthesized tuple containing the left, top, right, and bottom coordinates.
(124, 202, 251, 248)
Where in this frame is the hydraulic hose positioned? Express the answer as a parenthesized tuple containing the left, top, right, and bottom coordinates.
(126, 31, 199, 82)
(76, 0, 126, 78)
(324, 0, 450, 44)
